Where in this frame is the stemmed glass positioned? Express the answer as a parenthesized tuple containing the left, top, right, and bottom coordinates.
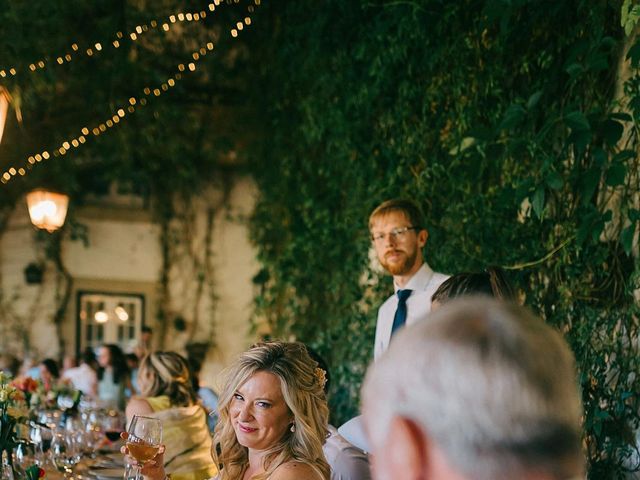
(124, 415, 162, 480)
(51, 431, 80, 478)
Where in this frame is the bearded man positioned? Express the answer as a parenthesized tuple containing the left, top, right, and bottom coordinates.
(369, 199, 448, 360)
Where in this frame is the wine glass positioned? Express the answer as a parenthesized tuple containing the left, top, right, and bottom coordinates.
(51, 431, 80, 478)
(125, 416, 162, 480)
(104, 411, 125, 443)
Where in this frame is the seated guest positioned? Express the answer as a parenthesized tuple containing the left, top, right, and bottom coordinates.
(0, 353, 20, 376)
(362, 298, 584, 480)
(430, 265, 515, 308)
(134, 342, 330, 480)
(39, 358, 60, 391)
(62, 347, 98, 397)
(126, 351, 216, 480)
(125, 353, 140, 396)
(97, 344, 131, 410)
(185, 344, 219, 433)
(306, 347, 371, 480)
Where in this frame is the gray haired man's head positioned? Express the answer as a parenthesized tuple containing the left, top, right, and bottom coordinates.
(362, 298, 584, 480)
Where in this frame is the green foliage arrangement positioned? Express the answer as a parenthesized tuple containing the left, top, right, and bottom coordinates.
(249, 1, 640, 477)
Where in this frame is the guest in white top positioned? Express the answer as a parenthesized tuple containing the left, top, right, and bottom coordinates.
(368, 199, 448, 360)
(62, 348, 98, 397)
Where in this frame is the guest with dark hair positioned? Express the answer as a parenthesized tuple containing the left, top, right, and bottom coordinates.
(97, 344, 131, 409)
(185, 344, 218, 433)
(0, 353, 20, 377)
(430, 266, 515, 308)
(39, 358, 60, 391)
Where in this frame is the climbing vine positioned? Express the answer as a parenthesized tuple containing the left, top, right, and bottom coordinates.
(249, 1, 640, 477)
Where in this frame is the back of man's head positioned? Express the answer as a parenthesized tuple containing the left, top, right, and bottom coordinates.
(362, 298, 584, 480)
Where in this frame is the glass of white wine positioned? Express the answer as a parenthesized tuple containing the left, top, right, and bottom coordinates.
(125, 415, 162, 480)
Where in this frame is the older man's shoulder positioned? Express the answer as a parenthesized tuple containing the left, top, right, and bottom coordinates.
(270, 461, 323, 480)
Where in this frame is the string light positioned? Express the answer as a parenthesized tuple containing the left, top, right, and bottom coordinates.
(0, 2, 222, 78)
(1, 0, 259, 185)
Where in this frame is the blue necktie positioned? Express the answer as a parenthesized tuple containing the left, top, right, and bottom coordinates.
(391, 289, 412, 337)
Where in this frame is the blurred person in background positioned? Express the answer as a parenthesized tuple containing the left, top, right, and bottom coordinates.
(0, 353, 20, 376)
(39, 358, 60, 391)
(430, 266, 515, 309)
(62, 347, 98, 397)
(97, 344, 131, 410)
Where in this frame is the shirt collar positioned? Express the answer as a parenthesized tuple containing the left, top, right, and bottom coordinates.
(394, 263, 434, 293)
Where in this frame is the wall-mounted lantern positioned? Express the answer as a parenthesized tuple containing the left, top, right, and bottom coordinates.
(0, 87, 9, 145)
(26, 189, 69, 232)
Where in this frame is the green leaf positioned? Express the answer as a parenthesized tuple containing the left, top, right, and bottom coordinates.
(531, 187, 545, 218)
(606, 163, 627, 186)
(579, 168, 601, 206)
(565, 63, 584, 78)
(565, 111, 590, 131)
(629, 208, 640, 222)
(609, 112, 632, 122)
(627, 41, 640, 68)
(499, 104, 526, 130)
(601, 119, 624, 146)
(612, 149, 636, 163)
(621, 224, 636, 255)
(546, 171, 563, 190)
(526, 90, 543, 109)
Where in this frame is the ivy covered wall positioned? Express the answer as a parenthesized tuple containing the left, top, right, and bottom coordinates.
(249, 1, 640, 478)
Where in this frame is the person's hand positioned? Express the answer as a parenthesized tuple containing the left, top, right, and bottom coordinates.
(120, 432, 167, 480)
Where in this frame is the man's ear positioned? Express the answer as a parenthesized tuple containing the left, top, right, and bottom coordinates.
(418, 229, 428, 248)
(385, 416, 429, 480)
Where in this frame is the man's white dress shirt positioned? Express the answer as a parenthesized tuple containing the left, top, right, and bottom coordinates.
(373, 263, 449, 361)
(323, 425, 371, 480)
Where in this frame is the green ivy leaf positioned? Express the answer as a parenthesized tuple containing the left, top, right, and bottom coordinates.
(602, 119, 624, 146)
(579, 168, 601, 206)
(565, 111, 591, 131)
(499, 104, 527, 130)
(621, 224, 636, 255)
(526, 90, 543, 109)
(606, 163, 627, 186)
(531, 187, 545, 218)
(612, 149, 636, 163)
(546, 171, 563, 190)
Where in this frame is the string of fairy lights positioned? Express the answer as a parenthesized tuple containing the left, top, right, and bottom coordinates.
(0, 0, 225, 79)
(0, 0, 261, 185)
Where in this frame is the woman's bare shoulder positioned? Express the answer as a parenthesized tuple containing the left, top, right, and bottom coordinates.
(270, 461, 323, 480)
(125, 396, 154, 419)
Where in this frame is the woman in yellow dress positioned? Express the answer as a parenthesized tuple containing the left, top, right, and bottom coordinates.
(126, 351, 217, 480)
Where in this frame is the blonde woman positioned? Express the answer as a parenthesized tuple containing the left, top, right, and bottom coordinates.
(126, 351, 217, 480)
(134, 342, 330, 480)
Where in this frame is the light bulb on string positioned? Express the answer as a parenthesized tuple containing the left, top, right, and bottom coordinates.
(0, 3, 222, 78)
(0, 1, 262, 185)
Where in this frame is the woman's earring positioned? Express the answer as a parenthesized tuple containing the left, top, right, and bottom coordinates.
(290, 423, 296, 433)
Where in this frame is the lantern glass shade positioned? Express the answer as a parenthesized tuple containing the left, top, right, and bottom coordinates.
(0, 89, 8, 145)
(26, 189, 69, 232)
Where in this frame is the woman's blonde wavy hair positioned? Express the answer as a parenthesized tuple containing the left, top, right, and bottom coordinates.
(138, 351, 197, 407)
(212, 342, 330, 480)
